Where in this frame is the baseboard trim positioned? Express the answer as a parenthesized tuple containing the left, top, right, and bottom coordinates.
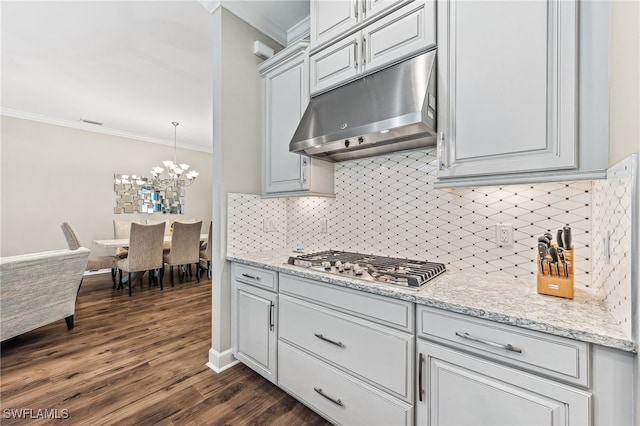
(206, 348, 239, 373)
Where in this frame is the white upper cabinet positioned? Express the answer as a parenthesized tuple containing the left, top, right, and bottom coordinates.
(435, 0, 609, 186)
(311, 0, 359, 48)
(260, 42, 334, 197)
(363, 0, 435, 71)
(311, 0, 409, 50)
(310, 0, 435, 96)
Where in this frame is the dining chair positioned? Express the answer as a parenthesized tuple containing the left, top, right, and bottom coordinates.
(113, 219, 137, 260)
(163, 221, 202, 286)
(61, 222, 118, 286)
(198, 221, 212, 280)
(117, 222, 166, 296)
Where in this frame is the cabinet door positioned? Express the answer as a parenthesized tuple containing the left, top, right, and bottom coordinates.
(311, 0, 360, 48)
(363, 0, 435, 74)
(437, 0, 577, 179)
(310, 33, 361, 95)
(416, 340, 590, 426)
(364, 0, 408, 21)
(263, 54, 309, 193)
(231, 281, 277, 384)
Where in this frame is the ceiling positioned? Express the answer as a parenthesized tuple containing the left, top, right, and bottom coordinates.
(0, 0, 310, 153)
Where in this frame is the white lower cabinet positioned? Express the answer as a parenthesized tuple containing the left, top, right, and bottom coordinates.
(231, 264, 278, 384)
(278, 273, 414, 425)
(279, 342, 412, 426)
(416, 306, 591, 426)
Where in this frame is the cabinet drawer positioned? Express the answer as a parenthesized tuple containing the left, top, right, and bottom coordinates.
(279, 273, 413, 332)
(417, 306, 590, 387)
(279, 341, 412, 426)
(231, 263, 277, 291)
(280, 294, 413, 401)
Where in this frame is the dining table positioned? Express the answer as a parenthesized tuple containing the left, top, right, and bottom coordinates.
(93, 234, 208, 249)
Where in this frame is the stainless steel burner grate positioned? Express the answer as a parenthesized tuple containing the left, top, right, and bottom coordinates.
(288, 250, 446, 287)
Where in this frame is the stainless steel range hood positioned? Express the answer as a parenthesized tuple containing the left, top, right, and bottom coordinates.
(289, 50, 437, 162)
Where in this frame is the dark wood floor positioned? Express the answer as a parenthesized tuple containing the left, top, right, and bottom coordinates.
(1, 271, 331, 425)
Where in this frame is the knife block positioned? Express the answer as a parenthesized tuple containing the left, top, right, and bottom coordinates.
(536, 249, 574, 299)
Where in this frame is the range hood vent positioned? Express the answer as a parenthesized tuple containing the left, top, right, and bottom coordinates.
(289, 50, 437, 162)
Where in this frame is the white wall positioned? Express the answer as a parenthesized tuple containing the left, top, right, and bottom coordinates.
(608, 2, 640, 422)
(208, 6, 282, 371)
(0, 116, 212, 257)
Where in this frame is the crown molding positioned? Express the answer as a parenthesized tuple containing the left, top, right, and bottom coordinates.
(1, 108, 213, 154)
(199, 0, 221, 14)
(288, 15, 310, 44)
(220, 1, 288, 46)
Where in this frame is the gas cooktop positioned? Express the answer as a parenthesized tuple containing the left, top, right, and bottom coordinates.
(287, 250, 446, 288)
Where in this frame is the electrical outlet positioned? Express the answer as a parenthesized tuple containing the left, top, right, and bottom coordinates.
(319, 218, 328, 234)
(496, 223, 514, 246)
(263, 218, 278, 233)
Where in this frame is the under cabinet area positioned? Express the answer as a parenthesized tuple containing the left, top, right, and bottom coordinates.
(435, 0, 609, 187)
(259, 42, 334, 197)
(230, 264, 278, 383)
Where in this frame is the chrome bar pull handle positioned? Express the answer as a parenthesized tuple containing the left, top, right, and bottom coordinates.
(418, 353, 425, 402)
(314, 387, 343, 406)
(354, 0, 358, 19)
(437, 131, 445, 170)
(302, 158, 307, 183)
(455, 331, 522, 353)
(241, 273, 260, 281)
(362, 36, 366, 66)
(354, 40, 359, 69)
(314, 333, 344, 348)
(269, 301, 274, 331)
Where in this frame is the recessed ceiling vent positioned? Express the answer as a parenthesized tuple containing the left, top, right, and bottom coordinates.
(79, 118, 103, 126)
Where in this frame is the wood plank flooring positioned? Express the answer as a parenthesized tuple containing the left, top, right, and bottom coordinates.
(0, 272, 331, 425)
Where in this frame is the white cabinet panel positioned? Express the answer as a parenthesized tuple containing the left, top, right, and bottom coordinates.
(310, 0, 435, 95)
(279, 341, 413, 426)
(310, 34, 361, 95)
(364, 0, 435, 72)
(231, 279, 277, 384)
(312, 0, 359, 48)
(263, 52, 309, 193)
(417, 306, 590, 387)
(416, 340, 591, 426)
(437, 0, 579, 181)
(260, 42, 334, 197)
(279, 294, 413, 401)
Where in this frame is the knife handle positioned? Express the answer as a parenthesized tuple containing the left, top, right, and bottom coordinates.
(563, 226, 572, 249)
(556, 229, 563, 249)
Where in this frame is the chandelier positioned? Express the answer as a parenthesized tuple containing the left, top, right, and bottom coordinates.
(150, 122, 199, 187)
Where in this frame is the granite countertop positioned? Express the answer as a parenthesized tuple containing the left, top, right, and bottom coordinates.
(227, 249, 637, 353)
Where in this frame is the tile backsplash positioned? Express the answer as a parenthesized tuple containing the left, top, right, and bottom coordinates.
(287, 149, 593, 288)
(592, 154, 637, 338)
(229, 148, 594, 288)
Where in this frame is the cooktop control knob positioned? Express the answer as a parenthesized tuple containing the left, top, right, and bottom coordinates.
(344, 140, 350, 148)
(353, 265, 363, 275)
(358, 136, 364, 144)
(321, 261, 331, 269)
(343, 262, 352, 270)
